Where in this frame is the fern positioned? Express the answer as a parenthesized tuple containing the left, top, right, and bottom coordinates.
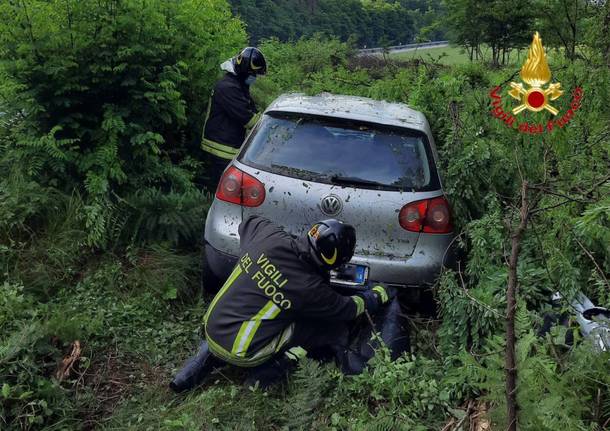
(281, 359, 334, 430)
(448, 304, 595, 431)
(123, 188, 210, 246)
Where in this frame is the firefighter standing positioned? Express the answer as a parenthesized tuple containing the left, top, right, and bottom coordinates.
(202, 47, 267, 191)
(170, 216, 392, 391)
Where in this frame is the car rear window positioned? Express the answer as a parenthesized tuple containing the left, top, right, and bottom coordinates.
(240, 112, 440, 191)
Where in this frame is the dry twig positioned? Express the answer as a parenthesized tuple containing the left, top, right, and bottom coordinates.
(55, 340, 82, 382)
(574, 236, 610, 291)
(456, 261, 502, 318)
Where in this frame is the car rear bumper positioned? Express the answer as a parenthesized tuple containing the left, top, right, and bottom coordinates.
(205, 242, 238, 281)
(350, 233, 456, 287)
(204, 233, 456, 289)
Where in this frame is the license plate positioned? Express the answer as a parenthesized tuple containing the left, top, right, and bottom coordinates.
(330, 264, 368, 286)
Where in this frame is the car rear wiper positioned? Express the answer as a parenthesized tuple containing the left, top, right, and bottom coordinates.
(270, 164, 328, 182)
(330, 175, 398, 190)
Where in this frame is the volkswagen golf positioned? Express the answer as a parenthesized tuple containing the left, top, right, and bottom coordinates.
(202, 93, 455, 295)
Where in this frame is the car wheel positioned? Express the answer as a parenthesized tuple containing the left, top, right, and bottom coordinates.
(201, 247, 222, 295)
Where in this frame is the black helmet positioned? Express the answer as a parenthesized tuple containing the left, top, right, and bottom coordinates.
(307, 219, 356, 270)
(233, 47, 267, 78)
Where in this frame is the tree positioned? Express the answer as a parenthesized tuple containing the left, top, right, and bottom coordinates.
(482, 0, 533, 67)
(444, 0, 533, 66)
(229, 0, 423, 46)
(0, 0, 246, 245)
(443, 0, 486, 61)
(599, 0, 610, 66)
(535, 0, 596, 60)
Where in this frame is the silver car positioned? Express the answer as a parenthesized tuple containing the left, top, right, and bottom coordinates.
(203, 93, 455, 293)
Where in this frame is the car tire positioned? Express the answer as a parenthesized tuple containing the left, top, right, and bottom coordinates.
(201, 247, 222, 295)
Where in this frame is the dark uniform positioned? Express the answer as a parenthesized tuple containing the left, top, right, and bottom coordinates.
(169, 215, 393, 392)
(202, 74, 259, 187)
(204, 216, 365, 367)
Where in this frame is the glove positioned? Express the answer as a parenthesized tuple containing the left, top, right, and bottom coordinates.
(371, 284, 396, 305)
(359, 284, 397, 316)
(360, 290, 381, 315)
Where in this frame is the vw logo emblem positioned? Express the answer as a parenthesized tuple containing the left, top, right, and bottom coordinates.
(320, 195, 343, 216)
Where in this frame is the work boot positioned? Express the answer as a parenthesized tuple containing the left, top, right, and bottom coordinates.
(169, 340, 223, 393)
(244, 349, 303, 389)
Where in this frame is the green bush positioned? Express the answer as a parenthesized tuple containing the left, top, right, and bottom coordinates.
(47, 247, 203, 360)
(0, 0, 244, 247)
(274, 36, 610, 428)
(0, 245, 204, 430)
(0, 2, 241, 428)
(252, 35, 354, 106)
(0, 282, 74, 430)
(445, 304, 610, 430)
(1, 18, 609, 430)
(1, 188, 88, 298)
(230, 0, 420, 47)
(331, 345, 452, 430)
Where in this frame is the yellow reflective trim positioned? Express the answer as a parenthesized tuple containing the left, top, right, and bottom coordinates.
(201, 138, 239, 160)
(274, 323, 294, 353)
(372, 285, 388, 304)
(202, 144, 234, 160)
(232, 322, 253, 357)
(285, 346, 307, 361)
(202, 92, 214, 137)
(231, 300, 281, 357)
(250, 58, 263, 71)
(352, 295, 365, 316)
(206, 331, 251, 365)
(243, 302, 281, 354)
(203, 138, 239, 155)
(204, 264, 243, 324)
(321, 248, 337, 265)
(206, 322, 294, 368)
(245, 112, 260, 129)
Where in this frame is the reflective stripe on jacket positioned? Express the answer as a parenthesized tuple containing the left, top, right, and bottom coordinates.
(202, 138, 240, 160)
(204, 216, 363, 367)
(202, 73, 257, 158)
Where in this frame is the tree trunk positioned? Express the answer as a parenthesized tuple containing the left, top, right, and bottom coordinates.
(561, 0, 578, 59)
(602, 0, 610, 66)
(307, 0, 317, 14)
(570, 1, 577, 60)
(505, 180, 530, 431)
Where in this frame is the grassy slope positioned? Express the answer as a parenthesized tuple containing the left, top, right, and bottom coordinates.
(6, 41, 607, 430)
(78, 49, 595, 429)
(390, 44, 535, 66)
(89, 262, 447, 430)
(391, 45, 472, 65)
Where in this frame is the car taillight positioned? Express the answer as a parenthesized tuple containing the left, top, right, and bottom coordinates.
(398, 196, 453, 234)
(216, 166, 265, 207)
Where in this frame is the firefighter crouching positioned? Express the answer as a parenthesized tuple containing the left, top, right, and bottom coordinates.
(170, 216, 393, 391)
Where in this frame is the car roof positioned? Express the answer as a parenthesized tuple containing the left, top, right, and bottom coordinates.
(264, 93, 427, 131)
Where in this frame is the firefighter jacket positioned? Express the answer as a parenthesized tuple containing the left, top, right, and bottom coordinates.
(202, 73, 258, 160)
(204, 216, 365, 367)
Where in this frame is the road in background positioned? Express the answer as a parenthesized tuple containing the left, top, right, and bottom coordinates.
(358, 41, 449, 56)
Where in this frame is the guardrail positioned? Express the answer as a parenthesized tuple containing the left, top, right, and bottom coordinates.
(358, 40, 449, 55)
